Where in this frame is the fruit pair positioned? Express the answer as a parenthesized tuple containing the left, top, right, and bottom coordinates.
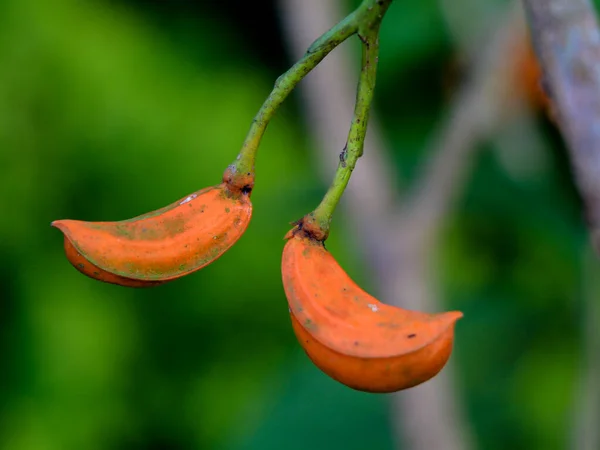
(52, 0, 460, 392)
(52, 169, 461, 393)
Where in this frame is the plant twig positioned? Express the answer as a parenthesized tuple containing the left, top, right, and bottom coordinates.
(309, 16, 385, 237)
(228, 0, 393, 191)
(276, 0, 398, 255)
(523, 0, 600, 255)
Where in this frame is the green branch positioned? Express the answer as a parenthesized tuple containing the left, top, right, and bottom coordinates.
(226, 0, 394, 192)
(303, 4, 391, 240)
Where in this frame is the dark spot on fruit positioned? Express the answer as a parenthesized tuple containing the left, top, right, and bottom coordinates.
(354, 341, 359, 346)
(77, 263, 84, 269)
(241, 185, 252, 195)
(407, 333, 416, 339)
(304, 318, 316, 330)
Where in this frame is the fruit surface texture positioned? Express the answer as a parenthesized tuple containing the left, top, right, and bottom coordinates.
(281, 226, 462, 393)
(52, 179, 252, 287)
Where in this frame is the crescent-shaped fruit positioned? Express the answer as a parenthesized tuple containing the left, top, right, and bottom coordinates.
(52, 167, 253, 287)
(281, 225, 463, 393)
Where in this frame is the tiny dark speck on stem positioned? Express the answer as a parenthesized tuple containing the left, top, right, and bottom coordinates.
(339, 146, 348, 167)
(407, 333, 416, 339)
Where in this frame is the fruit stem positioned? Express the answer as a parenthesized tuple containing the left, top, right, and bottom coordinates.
(226, 0, 394, 191)
(308, 11, 387, 239)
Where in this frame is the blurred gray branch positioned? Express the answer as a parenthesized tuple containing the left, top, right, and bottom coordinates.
(397, 3, 529, 250)
(523, 0, 600, 255)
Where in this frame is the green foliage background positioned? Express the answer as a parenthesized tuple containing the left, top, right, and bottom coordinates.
(0, 0, 594, 449)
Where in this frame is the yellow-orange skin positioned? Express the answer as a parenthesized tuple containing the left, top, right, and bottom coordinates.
(52, 183, 252, 287)
(282, 228, 463, 393)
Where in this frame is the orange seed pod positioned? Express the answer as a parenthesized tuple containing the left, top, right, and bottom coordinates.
(281, 224, 462, 393)
(52, 166, 253, 287)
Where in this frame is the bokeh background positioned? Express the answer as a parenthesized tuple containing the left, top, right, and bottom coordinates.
(1, 0, 598, 449)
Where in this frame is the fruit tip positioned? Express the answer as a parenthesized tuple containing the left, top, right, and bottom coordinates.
(50, 219, 69, 234)
(448, 310, 464, 322)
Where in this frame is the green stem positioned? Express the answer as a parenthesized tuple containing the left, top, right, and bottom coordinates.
(306, 8, 389, 240)
(227, 0, 394, 191)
